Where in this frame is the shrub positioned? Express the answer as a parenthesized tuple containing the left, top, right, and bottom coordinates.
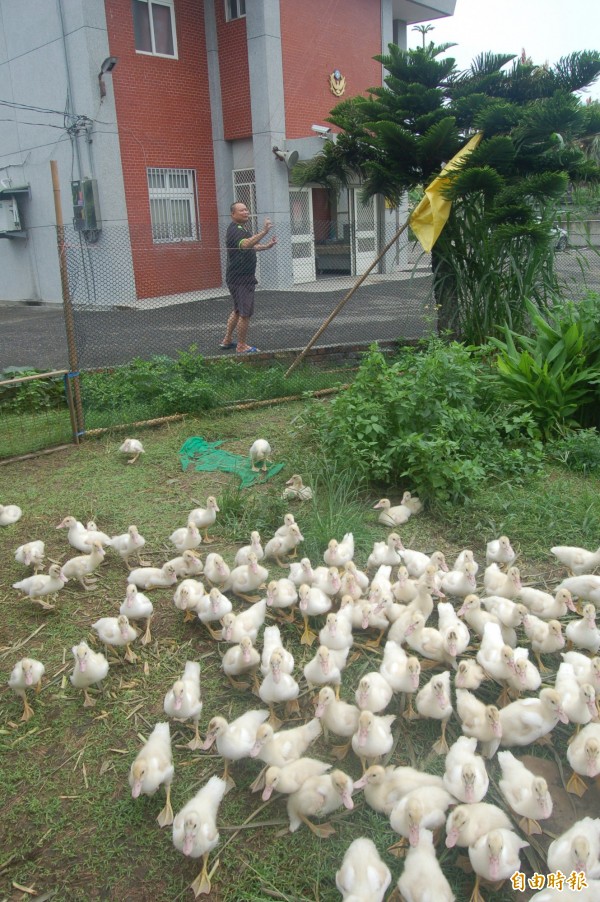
(547, 429, 600, 475)
(310, 339, 542, 504)
(0, 368, 66, 413)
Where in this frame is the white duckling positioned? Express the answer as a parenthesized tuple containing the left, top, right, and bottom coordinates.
(249, 438, 272, 472)
(220, 599, 267, 644)
(567, 724, 600, 796)
(173, 579, 206, 623)
(222, 636, 260, 691)
(282, 474, 313, 501)
(391, 565, 417, 603)
(353, 764, 445, 816)
(504, 649, 542, 698)
(552, 543, 600, 576)
(286, 769, 354, 836)
(389, 786, 455, 848)
(70, 641, 109, 707)
(60, 540, 105, 589)
(401, 490, 423, 514)
(499, 688, 568, 747)
(319, 610, 354, 653)
(455, 659, 487, 690)
(457, 594, 516, 646)
(483, 563, 521, 598)
(187, 495, 219, 542)
(202, 709, 269, 786)
(14, 540, 45, 572)
(486, 535, 516, 566)
(8, 657, 45, 720)
(344, 560, 370, 593)
(566, 603, 600, 653)
(203, 552, 231, 588)
(396, 828, 455, 902)
(445, 803, 512, 849)
(234, 531, 263, 566)
(298, 583, 331, 645)
(547, 816, 600, 878)
(82, 520, 112, 547)
(555, 661, 598, 727)
(110, 525, 149, 568)
(172, 776, 227, 897)
(129, 722, 174, 827)
(351, 709, 395, 771)
(120, 584, 153, 645)
(92, 613, 139, 663)
(558, 576, 600, 607)
(453, 548, 479, 574)
(12, 563, 67, 609)
(198, 588, 231, 639)
(335, 837, 391, 902)
(163, 661, 203, 749)
(379, 641, 421, 718)
(476, 621, 515, 688)
(324, 533, 354, 568)
(0, 503, 22, 525)
(355, 672, 393, 713)
(373, 497, 411, 526)
(440, 561, 478, 597)
(227, 552, 268, 602)
(438, 601, 471, 657)
(311, 565, 342, 597)
(562, 651, 600, 695)
(303, 645, 343, 697)
(56, 515, 93, 552)
(366, 532, 404, 569)
(120, 437, 144, 463)
(265, 578, 298, 621)
(456, 689, 502, 758)
(519, 585, 577, 619)
(274, 512, 296, 539)
(405, 611, 456, 667)
(278, 522, 304, 560)
(521, 613, 565, 670)
(287, 556, 314, 587)
(315, 686, 360, 759)
(128, 562, 178, 590)
(170, 522, 202, 553)
(250, 718, 321, 768)
(403, 548, 449, 579)
(261, 625, 294, 677)
(468, 829, 529, 901)
(497, 751, 553, 834)
(261, 757, 332, 800)
(415, 671, 453, 754)
(443, 736, 489, 803)
(166, 549, 204, 579)
(258, 650, 300, 724)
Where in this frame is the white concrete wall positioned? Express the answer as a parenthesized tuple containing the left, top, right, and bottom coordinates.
(0, 0, 134, 305)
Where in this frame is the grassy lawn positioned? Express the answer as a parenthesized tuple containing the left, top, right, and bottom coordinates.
(1, 401, 600, 901)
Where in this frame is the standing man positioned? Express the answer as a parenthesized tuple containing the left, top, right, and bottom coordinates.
(220, 202, 277, 353)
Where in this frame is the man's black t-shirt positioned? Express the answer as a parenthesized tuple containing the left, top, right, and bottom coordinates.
(225, 222, 257, 282)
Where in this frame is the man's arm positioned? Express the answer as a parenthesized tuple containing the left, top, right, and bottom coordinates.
(239, 218, 272, 250)
(255, 236, 278, 252)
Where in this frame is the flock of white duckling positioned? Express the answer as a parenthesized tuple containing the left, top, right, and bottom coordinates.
(5, 439, 600, 901)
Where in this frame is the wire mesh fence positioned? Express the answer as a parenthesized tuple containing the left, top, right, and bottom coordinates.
(0, 370, 76, 461)
(1, 217, 599, 460)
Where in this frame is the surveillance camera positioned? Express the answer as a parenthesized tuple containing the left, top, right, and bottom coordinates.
(311, 124, 331, 135)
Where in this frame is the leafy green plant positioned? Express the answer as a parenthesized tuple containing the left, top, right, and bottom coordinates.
(310, 339, 542, 504)
(547, 428, 600, 474)
(488, 297, 600, 438)
(0, 367, 66, 413)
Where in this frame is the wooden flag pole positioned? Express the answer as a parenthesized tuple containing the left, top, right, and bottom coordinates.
(284, 216, 411, 378)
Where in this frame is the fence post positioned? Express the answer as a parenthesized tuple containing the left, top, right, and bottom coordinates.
(51, 160, 85, 440)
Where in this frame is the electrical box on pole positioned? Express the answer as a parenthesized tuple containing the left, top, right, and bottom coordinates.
(71, 178, 101, 232)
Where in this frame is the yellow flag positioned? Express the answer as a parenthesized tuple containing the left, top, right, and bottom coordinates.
(410, 133, 483, 252)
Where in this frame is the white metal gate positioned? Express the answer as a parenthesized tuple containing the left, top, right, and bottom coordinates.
(352, 189, 377, 275)
(289, 188, 316, 283)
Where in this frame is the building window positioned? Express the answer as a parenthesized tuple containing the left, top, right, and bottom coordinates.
(225, 0, 246, 21)
(147, 168, 198, 242)
(132, 0, 177, 58)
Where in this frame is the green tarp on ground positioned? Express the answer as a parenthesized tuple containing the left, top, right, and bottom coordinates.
(178, 436, 284, 488)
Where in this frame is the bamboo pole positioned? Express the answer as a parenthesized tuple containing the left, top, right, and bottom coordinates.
(0, 444, 73, 467)
(284, 217, 411, 377)
(0, 369, 67, 387)
(51, 160, 85, 439)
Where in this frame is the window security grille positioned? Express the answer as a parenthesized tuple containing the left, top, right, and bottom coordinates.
(147, 168, 198, 243)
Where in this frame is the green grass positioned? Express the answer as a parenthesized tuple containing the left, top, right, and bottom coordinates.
(1, 401, 600, 901)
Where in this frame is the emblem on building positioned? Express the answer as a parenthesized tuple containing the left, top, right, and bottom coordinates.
(329, 69, 346, 97)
